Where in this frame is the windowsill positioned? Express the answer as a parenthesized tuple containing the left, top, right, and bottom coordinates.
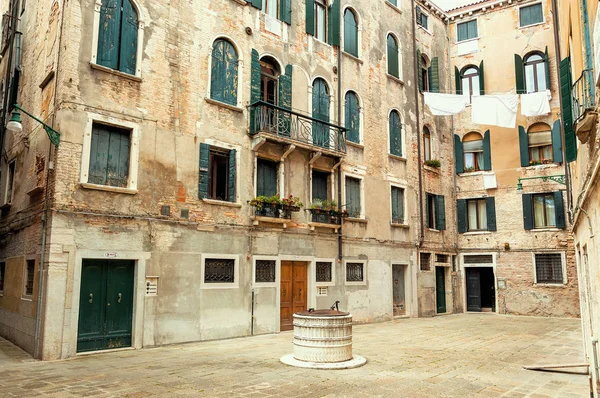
(344, 217, 367, 224)
(519, 21, 546, 30)
(424, 165, 441, 174)
(385, 1, 402, 14)
(530, 227, 561, 232)
(389, 154, 407, 162)
(346, 141, 364, 149)
(417, 25, 432, 36)
(391, 223, 409, 229)
(456, 37, 480, 45)
(524, 163, 560, 170)
(462, 231, 492, 235)
(21, 296, 32, 302)
(427, 228, 441, 233)
(345, 280, 367, 286)
(343, 51, 363, 64)
(204, 98, 244, 113)
(90, 62, 142, 82)
(309, 222, 341, 232)
(386, 74, 405, 85)
(312, 37, 332, 49)
(202, 198, 242, 208)
(231, 0, 246, 4)
(533, 282, 567, 287)
(81, 183, 138, 195)
(459, 170, 494, 177)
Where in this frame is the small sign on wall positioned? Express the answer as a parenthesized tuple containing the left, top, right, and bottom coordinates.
(103, 252, 118, 258)
(497, 279, 507, 290)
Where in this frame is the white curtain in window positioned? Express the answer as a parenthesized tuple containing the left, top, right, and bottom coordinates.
(478, 200, 487, 230)
(317, 6, 326, 41)
(545, 196, 556, 226)
(467, 201, 478, 230)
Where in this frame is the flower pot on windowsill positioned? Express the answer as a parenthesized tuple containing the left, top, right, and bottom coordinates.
(249, 194, 303, 220)
(425, 159, 441, 168)
(528, 159, 553, 166)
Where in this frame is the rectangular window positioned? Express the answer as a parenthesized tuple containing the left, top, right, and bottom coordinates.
(423, 132, 431, 161)
(204, 258, 235, 283)
(346, 262, 364, 282)
(316, 261, 332, 283)
(210, 148, 232, 201)
(436, 254, 448, 263)
(528, 130, 553, 163)
(5, 159, 15, 204)
(88, 123, 131, 188)
(256, 158, 278, 197)
(420, 252, 431, 271)
(417, 9, 428, 29)
(426, 193, 436, 229)
(533, 193, 556, 228)
(255, 260, 276, 283)
(467, 199, 487, 231)
(23, 259, 34, 297)
(315, 0, 327, 42)
(262, 0, 279, 18)
(457, 20, 478, 42)
(534, 253, 563, 284)
(391, 186, 405, 224)
(345, 177, 361, 218)
(312, 170, 329, 202)
(0, 262, 5, 294)
(463, 254, 493, 264)
(520, 3, 543, 27)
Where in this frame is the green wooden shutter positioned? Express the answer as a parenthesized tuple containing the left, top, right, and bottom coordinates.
(551, 120, 563, 163)
(387, 35, 399, 78)
(417, 49, 423, 92)
(119, 0, 138, 75)
(454, 134, 464, 174)
(250, 49, 261, 133)
(343, 9, 358, 57)
(89, 124, 130, 187)
(479, 60, 485, 93)
(250, 0, 262, 9)
(328, 0, 340, 46)
(345, 92, 360, 143)
(457, 22, 467, 42)
(544, 46, 551, 89)
(280, 0, 292, 24)
(97, 0, 122, 70)
(306, 0, 315, 35)
(429, 57, 439, 93)
(457, 199, 467, 233)
(560, 57, 577, 162)
(228, 149, 236, 202)
(435, 195, 446, 230)
(345, 177, 360, 218)
(486, 197, 497, 231)
(455, 66, 462, 95)
(554, 191, 565, 229)
(89, 124, 110, 185)
(389, 111, 402, 156)
(257, 159, 278, 197)
(278, 64, 293, 137)
(223, 41, 239, 106)
(198, 144, 210, 199)
(312, 171, 328, 201)
(483, 130, 492, 171)
(519, 125, 529, 167)
(425, 194, 430, 228)
(514, 54, 524, 94)
(522, 193, 533, 230)
(391, 187, 399, 223)
(210, 41, 224, 103)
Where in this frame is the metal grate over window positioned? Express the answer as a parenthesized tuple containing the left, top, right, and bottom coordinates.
(255, 260, 276, 283)
(535, 254, 563, 284)
(346, 262, 364, 282)
(316, 261, 332, 283)
(436, 254, 448, 263)
(204, 259, 235, 283)
(420, 253, 431, 271)
(25, 260, 35, 296)
(463, 254, 493, 264)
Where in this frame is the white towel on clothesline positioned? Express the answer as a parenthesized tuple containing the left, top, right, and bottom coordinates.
(520, 91, 551, 116)
(423, 92, 470, 116)
(471, 95, 519, 128)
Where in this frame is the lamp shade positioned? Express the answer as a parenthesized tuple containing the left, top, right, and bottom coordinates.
(6, 109, 22, 134)
(516, 181, 524, 193)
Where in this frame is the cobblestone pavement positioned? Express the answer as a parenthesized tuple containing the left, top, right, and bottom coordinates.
(0, 314, 589, 397)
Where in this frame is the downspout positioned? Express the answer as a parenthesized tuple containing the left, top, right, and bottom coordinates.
(549, 0, 572, 224)
(411, 0, 424, 247)
(337, 42, 343, 261)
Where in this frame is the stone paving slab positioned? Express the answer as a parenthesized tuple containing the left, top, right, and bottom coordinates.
(0, 314, 589, 397)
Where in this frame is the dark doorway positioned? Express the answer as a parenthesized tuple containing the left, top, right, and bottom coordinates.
(466, 267, 495, 312)
(392, 264, 406, 316)
(435, 266, 446, 313)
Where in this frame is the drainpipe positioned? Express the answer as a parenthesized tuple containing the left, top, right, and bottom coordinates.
(337, 43, 343, 261)
(592, 338, 600, 393)
(411, 0, 424, 247)
(549, 0, 572, 224)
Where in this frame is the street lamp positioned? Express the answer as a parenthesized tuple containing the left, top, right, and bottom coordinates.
(516, 175, 566, 193)
(5, 104, 61, 147)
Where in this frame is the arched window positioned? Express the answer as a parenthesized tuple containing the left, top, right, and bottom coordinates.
(420, 55, 430, 92)
(463, 132, 483, 172)
(345, 91, 360, 143)
(389, 110, 402, 156)
(344, 9, 359, 57)
(260, 57, 280, 105)
(312, 78, 330, 148)
(387, 34, 399, 78)
(461, 66, 481, 102)
(210, 39, 239, 106)
(423, 126, 431, 161)
(528, 123, 553, 163)
(524, 53, 547, 93)
(97, 0, 139, 75)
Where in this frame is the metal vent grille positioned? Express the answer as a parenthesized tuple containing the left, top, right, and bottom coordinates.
(436, 254, 448, 263)
(204, 259, 235, 283)
(146, 276, 158, 296)
(463, 254, 493, 264)
(346, 262, 364, 282)
(316, 261, 332, 283)
(535, 254, 563, 284)
(420, 253, 431, 271)
(317, 286, 328, 296)
(255, 260, 276, 283)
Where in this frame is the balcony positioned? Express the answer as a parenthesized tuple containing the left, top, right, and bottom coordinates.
(572, 69, 598, 143)
(249, 101, 346, 156)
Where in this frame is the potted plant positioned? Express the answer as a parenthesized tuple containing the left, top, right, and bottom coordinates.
(529, 159, 542, 166)
(425, 159, 441, 168)
(249, 194, 281, 218)
(463, 166, 476, 173)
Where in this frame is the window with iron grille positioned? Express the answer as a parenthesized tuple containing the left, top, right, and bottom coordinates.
(535, 253, 563, 284)
(346, 262, 364, 282)
(420, 253, 431, 271)
(0, 262, 5, 294)
(24, 260, 34, 296)
(463, 254, 493, 264)
(255, 260, 276, 283)
(436, 254, 448, 263)
(204, 259, 235, 283)
(316, 261, 332, 283)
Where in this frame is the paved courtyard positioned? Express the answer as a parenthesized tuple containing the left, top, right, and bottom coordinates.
(0, 314, 589, 397)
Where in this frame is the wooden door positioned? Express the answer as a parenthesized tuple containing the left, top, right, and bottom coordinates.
(392, 264, 406, 316)
(466, 268, 482, 312)
(435, 266, 447, 314)
(280, 261, 307, 331)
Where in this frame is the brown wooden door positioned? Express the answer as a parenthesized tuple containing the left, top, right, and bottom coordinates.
(280, 261, 307, 331)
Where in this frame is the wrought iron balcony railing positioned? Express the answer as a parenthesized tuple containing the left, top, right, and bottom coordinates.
(249, 101, 346, 155)
(572, 69, 596, 123)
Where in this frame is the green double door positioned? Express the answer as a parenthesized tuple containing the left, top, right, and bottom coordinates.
(77, 259, 135, 353)
(435, 266, 447, 314)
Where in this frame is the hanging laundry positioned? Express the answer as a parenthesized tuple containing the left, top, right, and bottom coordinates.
(471, 95, 519, 128)
(521, 91, 551, 116)
(423, 92, 470, 116)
